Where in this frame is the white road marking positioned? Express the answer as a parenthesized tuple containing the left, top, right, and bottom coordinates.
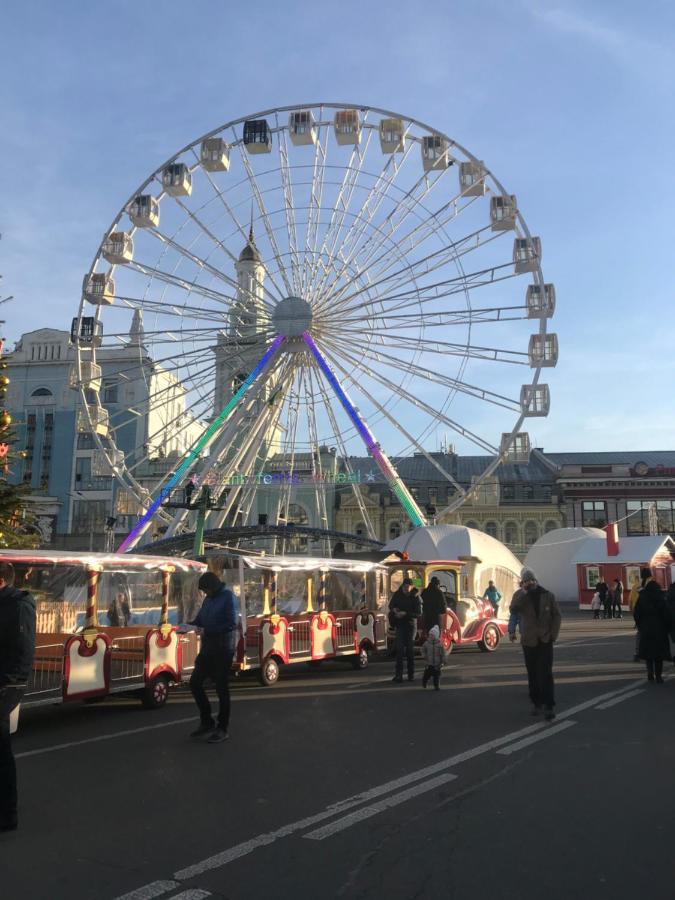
(496, 719, 577, 755)
(168, 892, 211, 899)
(114, 881, 180, 900)
(596, 688, 645, 709)
(16, 717, 195, 759)
(303, 772, 458, 840)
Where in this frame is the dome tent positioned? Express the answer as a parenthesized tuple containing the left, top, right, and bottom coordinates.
(384, 525, 523, 618)
(524, 527, 604, 603)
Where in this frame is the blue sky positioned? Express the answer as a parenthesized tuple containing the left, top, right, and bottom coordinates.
(1, 0, 673, 453)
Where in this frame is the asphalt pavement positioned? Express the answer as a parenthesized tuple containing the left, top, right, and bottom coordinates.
(3, 610, 673, 900)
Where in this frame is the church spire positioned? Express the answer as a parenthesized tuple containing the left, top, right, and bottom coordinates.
(129, 308, 145, 346)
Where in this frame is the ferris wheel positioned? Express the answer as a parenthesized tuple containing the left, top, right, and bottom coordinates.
(72, 102, 557, 551)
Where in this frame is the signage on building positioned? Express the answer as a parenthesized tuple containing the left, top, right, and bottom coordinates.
(632, 462, 675, 477)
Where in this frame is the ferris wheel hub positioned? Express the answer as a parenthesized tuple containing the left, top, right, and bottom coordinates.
(273, 295, 313, 338)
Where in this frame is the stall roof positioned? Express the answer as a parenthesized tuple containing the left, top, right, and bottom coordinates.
(572, 535, 675, 564)
(239, 554, 386, 573)
(0, 549, 205, 571)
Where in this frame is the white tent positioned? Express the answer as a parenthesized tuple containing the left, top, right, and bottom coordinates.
(524, 527, 604, 602)
(384, 524, 523, 616)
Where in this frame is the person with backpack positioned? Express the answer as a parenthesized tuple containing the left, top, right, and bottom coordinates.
(421, 625, 446, 690)
(0, 562, 36, 832)
(389, 578, 421, 683)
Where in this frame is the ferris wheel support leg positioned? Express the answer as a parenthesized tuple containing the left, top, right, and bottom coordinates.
(117, 335, 286, 553)
(302, 331, 427, 529)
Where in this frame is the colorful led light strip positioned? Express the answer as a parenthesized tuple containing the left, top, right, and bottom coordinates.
(302, 331, 426, 528)
(118, 334, 286, 553)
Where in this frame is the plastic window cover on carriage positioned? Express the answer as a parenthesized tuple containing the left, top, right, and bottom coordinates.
(239, 555, 387, 575)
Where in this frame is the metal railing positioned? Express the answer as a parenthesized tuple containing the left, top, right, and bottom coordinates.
(109, 634, 145, 686)
(25, 643, 64, 699)
(289, 620, 311, 656)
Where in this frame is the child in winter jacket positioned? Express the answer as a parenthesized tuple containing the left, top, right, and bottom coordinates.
(421, 625, 446, 690)
(591, 592, 601, 620)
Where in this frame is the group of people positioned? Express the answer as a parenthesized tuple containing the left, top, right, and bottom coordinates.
(590, 578, 623, 619)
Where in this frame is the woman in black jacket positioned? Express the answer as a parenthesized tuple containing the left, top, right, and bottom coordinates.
(634, 569, 672, 683)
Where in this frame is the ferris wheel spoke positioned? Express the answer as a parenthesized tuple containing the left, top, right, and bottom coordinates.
(170, 187, 284, 308)
(323, 348, 467, 497)
(231, 131, 294, 296)
(302, 113, 330, 295)
(307, 357, 378, 540)
(140, 228, 276, 315)
(124, 260, 247, 311)
(112, 295, 232, 325)
(275, 117, 302, 295)
(315, 337, 499, 454)
(333, 300, 529, 334)
(315, 163, 460, 309)
(185, 151, 287, 303)
(306, 122, 375, 297)
(323, 333, 522, 412)
(334, 330, 528, 367)
(304, 366, 330, 532)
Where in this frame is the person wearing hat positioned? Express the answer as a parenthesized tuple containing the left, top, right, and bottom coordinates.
(187, 571, 239, 744)
(389, 578, 421, 683)
(421, 576, 447, 634)
(508, 568, 562, 720)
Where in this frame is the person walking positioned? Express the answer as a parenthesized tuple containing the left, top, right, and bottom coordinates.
(389, 578, 421, 683)
(508, 568, 562, 720)
(421, 576, 447, 634)
(421, 625, 446, 690)
(482, 580, 502, 616)
(612, 578, 624, 619)
(0, 562, 36, 832)
(634, 568, 671, 684)
(187, 571, 239, 743)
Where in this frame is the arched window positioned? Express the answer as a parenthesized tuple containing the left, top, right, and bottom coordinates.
(389, 521, 401, 540)
(485, 521, 498, 539)
(544, 520, 558, 534)
(286, 503, 308, 525)
(30, 387, 52, 397)
(465, 520, 479, 531)
(524, 520, 539, 546)
(504, 521, 519, 545)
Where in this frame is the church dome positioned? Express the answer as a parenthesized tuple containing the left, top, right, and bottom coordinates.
(238, 225, 261, 263)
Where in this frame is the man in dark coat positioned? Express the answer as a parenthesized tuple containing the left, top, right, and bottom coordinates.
(421, 576, 447, 634)
(389, 578, 421, 683)
(187, 572, 239, 744)
(508, 568, 562, 720)
(596, 578, 610, 618)
(0, 561, 36, 832)
(634, 568, 671, 683)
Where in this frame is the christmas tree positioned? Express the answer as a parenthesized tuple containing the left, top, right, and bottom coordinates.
(0, 337, 40, 548)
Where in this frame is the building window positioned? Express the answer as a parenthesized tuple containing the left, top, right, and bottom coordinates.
(656, 501, 675, 534)
(103, 381, 119, 404)
(502, 485, 515, 501)
(544, 520, 558, 533)
(389, 521, 401, 540)
(582, 501, 607, 528)
(355, 522, 365, 537)
(524, 520, 539, 546)
(504, 521, 519, 545)
(39, 412, 54, 489)
(485, 521, 498, 538)
(72, 500, 109, 536)
(626, 500, 655, 535)
(31, 387, 53, 397)
(77, 432, 96, 450)
(465, 520, 479, 530)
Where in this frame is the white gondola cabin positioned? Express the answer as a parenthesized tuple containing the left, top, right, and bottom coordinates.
(162, 163, 192, 197)
(334, 109, 361, 146)
(490, 195, 517, 231)
(528, 333, 558, 367)
(83, 272, 115, 306)
(102, 232, 134, 265)
(289, 110, 316, 146)
(379, 117, 405, 153)
(68, 361, 102, 392)
(200, 137, 230, 172)
(526, 283, 556, 318)
(243, 119, 273, 154)
(458, 161, 486, 195)
(520, 383, 550, 417)
(513, 237, 541, 273)
(128, 195, 160, 228)
(422, 134, 450, 171)
(76, 403, 110, 436)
